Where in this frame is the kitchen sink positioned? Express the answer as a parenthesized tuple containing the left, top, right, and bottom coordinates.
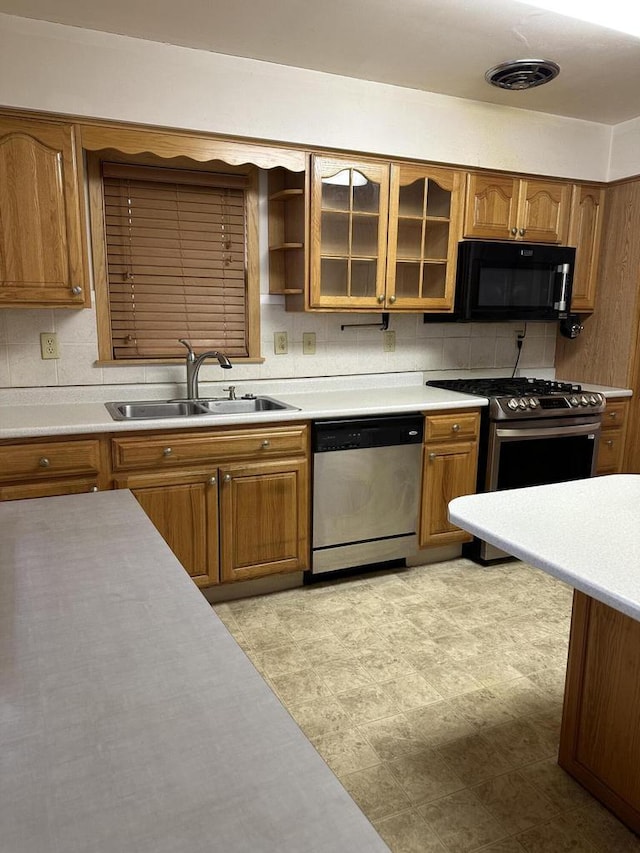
(105, 396, 298, 420)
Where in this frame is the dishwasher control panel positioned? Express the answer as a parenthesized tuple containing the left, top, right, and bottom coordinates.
(313, 416, 424, 452)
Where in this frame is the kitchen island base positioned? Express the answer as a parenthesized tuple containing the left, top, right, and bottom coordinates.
(560, 590, 640, 834)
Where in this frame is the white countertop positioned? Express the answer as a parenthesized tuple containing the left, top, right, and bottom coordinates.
(0, 489, 390, 853)
(449, 475, 640, 622)
(0, 376, 631, 440)
(0, 384, 486, 439)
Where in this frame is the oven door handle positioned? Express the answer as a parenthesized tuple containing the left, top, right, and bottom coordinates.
(495, 422, 601, 440)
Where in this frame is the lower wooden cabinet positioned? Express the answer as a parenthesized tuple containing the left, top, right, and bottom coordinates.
(419, 411, 480, 547)
(596, 399, 629, 474)
(219, 458, 309, 583)
(0, 435, 108, 500)
(110, 423, 310, 587)
(560, 590, 640, 833)
(113, 469, 219, 588)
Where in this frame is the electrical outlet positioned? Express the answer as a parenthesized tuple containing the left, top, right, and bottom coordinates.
(302, 332, 316, 355)
(383, 330, 396, 352)
(40, 332, 59, 360)
(274, 331, 288, 355)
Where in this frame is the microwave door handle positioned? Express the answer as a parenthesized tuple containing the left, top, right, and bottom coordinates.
(554, 263, 571, 314)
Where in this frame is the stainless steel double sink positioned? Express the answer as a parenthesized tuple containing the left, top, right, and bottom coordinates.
(105, 396, 298, 421)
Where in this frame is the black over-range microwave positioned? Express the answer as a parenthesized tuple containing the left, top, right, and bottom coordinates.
(435, 240, 576, 323)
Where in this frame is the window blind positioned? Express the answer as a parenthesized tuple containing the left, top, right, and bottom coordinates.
(102, 162, 250, 360)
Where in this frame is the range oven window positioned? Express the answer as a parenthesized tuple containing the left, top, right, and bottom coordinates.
(495, 433, 597, 491)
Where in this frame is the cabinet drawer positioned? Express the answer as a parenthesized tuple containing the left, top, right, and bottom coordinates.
(602, 401, 628, 431)
(424, 412, 480, 442)
(0, 439, 101, 480)
(111, 424, 309, 471)
(596, 428, 625, 474)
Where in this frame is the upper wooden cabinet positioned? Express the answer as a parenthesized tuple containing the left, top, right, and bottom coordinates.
(567, 183, 605, 313)
(308, 154, 463, 311)
(463, 172, 572, 244)
(386, 164, 464, 311)
(0, 115, 89, 308)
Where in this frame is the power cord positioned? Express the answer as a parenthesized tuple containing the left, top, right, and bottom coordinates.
(511, 323, 527, 378)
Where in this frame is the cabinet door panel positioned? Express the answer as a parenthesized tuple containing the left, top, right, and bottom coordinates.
(117, 471, 219, 587)
(0, 116, 87, 306)
(420, 441, 478, 547)
(219, 459, 309, 582)
(310, 155, 389, 308)
(518, 179, 571, 243)
(463, 174, 518, 240)
(568, 184, 605, 312)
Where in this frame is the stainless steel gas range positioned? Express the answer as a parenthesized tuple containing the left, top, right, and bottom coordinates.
(426, 377, 606, 562)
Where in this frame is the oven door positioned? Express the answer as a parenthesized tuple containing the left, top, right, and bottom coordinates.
(479, 416, 601, 561)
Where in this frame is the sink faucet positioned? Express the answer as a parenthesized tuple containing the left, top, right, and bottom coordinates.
(178, 339, 232, 400)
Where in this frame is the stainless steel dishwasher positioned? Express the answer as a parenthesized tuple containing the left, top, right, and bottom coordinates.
(311, 415, 424, 576)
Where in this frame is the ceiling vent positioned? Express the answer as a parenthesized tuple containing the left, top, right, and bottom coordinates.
(485, 59, 560, 90)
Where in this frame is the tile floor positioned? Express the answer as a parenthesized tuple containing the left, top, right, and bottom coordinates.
(213, 558, 640, 853)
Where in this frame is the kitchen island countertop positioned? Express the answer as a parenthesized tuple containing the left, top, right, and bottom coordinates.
(0, 489, 390, 852)
(449, 474, 640, 621)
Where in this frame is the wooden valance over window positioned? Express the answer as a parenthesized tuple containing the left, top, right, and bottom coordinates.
(102, 162, 250, 360)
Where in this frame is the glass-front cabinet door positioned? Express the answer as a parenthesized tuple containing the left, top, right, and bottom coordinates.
(386, 164, 464, 311)
(310, 155, 390, 309)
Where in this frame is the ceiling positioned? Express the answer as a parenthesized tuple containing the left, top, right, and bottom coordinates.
(1, 0, 640, 125)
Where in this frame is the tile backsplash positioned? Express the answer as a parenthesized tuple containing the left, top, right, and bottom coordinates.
(0, 298, 557, 392)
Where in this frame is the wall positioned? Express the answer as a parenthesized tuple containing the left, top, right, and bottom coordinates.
(0, 14, 606, 392)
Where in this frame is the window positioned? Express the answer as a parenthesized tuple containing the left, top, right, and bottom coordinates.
(89, 158, 260, 363)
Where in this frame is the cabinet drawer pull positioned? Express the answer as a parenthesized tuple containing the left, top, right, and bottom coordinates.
(451, 423, 460, 432)
(389, 295, 397, 304)
(261, 440, 270, 448)
(209, 476, 217, 485)
(429, 452, 437, 460)
(90, 485, 99, 492)
(519, 228, 526, 236)
(511, 227, 518, 235)
(38, 457, 50, 468)
(609, 411, 618, 419)
(162, 447, 173, 457)
(606, 439, 614, 447)
(223, 474, 232, 483)
(377, 294, 384, 303)
(70, 285, 82, 296)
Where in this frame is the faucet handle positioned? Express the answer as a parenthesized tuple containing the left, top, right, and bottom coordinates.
(223, 385, 237, 400)
(178, 339, 194, 356)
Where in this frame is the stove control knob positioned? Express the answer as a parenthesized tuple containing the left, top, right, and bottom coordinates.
(569, 395, 580, 406)
(507, 398, 519, 410)
(518, 398, 528, 409)
(528, 397, 539, 408)
(580, 395, 590, 406)
(588, 394, 598, 405)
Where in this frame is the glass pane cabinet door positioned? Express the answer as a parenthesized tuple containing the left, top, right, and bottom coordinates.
(311, 156, 389, 308)
(386, 164, 463, 311)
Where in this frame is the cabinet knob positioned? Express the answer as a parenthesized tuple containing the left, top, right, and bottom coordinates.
(429, 452, 437, 460)
(261, 440, 270, 448)
(609, 411, 617, 419)
(90, 485, 99, 492)
(70, 285, 82, 296)
(511, 227, 518, 236)
(519, 228, 526, 236)
(389, 295, 397, 304)
(163, 447, 173, 456)
(209, 476, 217, 485)
(606, 439, 614, 447)
(224, 474, 232, 482)
(377, 294, 384, 303)
(451, 423, 460, 432)
(38, 457, 50, 468)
